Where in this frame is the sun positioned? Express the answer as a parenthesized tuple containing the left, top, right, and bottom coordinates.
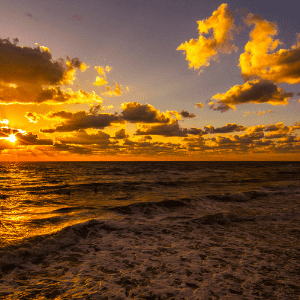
(7, 134, 17, 143)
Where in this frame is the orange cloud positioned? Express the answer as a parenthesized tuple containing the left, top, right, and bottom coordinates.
(177, 4, 237, 72)
(93, 77, 108, 86)
(93, 65, 111, 86)
(93, 66, 125, 96)
(195, 103, 203, 109)
(240, 14, 300, 84)
(209, 79, 293, 112)
(101, 83, 123, 96)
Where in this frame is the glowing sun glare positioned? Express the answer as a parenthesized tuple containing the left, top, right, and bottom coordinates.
(7, 134, 17, 143)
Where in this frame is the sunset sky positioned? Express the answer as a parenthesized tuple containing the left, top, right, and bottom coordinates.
(1, 0, 300, 161)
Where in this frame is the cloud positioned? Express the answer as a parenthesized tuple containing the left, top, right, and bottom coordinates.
(209, 79, 293, 112)
(16, 132, 53, 146)
(0, 119, 9, 125)
(25, 112, 40, 123)
(179, 110, 196, 118)
(53, 142, 93, 155)
(246, 125, 265, 133)
(121, 102, 174, 123)
(28, 87, 103, 105)
(264, 122, 291, 132)
(204, 123, 247, 134)
(0, 126, 52, 148)
(40, 110, 121, 133)
(94, 77, 108, 86)
(95, 66, 112, 76)
(0, 38, 88, 104)
(93, 66, 125, 96)
(177, 3, 237, 72)
(195, 103, 203, 109)
(240, 14, 300, 84)
(210, 131, 265, 151)
(263, 122, 292, 139)
(277, 135, 300, 143)
(101, 83, 123, 96)
(0, 127, 18, 137)
(135, 121, 203, 137)
(114, 128, 129, 139)
(56, 130, 112, 145)
(121, 139, 185, 156)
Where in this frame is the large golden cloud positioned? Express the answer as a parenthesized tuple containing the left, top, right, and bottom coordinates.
(240, 14, 300, 84)
(177, 3, 237, 72)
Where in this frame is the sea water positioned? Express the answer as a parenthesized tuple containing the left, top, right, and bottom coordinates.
(0, 161, 299, 299)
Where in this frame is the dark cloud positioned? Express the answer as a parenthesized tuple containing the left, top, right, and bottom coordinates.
(179, 110, 196, 119)
(25, 112, 40, 123)
(277, 135, 300, 143)
(204, 123, 247, 134)
(16, 132, 53, 146)
(41, 110, 121, 133)
(53, 142, 93, 155)
(254, 140, 274, 146)
(114, 128, 129, 139)
(273, 143, 300, 153)
(135, 121, 203, 137)
(0, 127, 18, 137)
(209, 79, 294, 112)
(56, 130, 114, 146)
(264, 122, 290, 132)
(121, 102, 172, 123)
(0, 127, 52, 149)
(0, 38, 88, 104)
(265, 132, 290, 139)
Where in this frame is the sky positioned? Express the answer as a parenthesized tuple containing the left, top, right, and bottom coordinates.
(0, 0, 300, 161)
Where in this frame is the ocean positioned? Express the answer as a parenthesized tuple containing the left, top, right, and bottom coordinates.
(0, 161, 299, 299)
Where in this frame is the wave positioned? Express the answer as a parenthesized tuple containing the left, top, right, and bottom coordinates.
(0, 219, 119, 269)
(0, 207, 260, 275)
(207, 190, 268, 202)
(188, 212, 256, 225)
(53, 206, 96, 213)
(110, 199, 188, 215)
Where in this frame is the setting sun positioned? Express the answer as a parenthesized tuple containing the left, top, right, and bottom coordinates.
(7, 134, 17, 143)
